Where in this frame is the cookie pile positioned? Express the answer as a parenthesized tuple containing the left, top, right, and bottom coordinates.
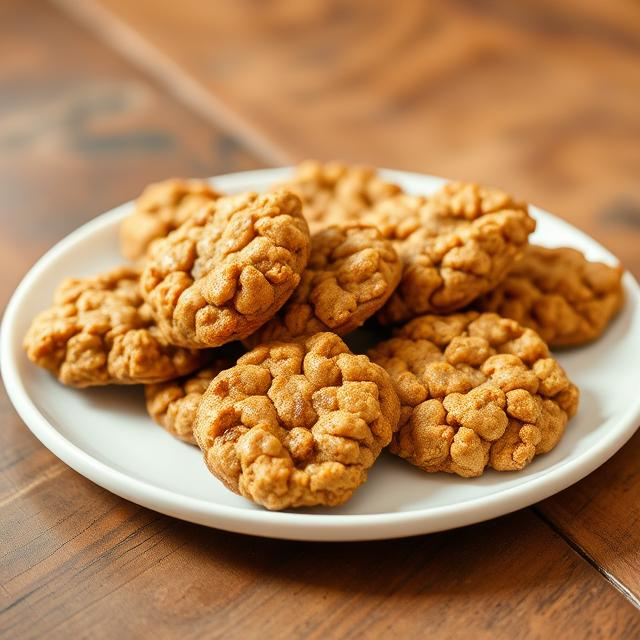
(24, 161, 625, 511)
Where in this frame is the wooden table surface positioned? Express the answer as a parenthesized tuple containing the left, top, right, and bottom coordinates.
(1, 1, 639, 637)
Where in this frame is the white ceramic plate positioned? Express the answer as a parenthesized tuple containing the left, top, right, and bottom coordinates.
(2, 168, 640, 541)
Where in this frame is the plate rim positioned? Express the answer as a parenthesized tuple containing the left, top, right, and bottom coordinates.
(2, 167, 640, 541)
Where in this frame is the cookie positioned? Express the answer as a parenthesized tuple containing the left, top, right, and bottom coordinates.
(140, 190, 311, 348)
(146, 361, 229, 445)
(276, 160, 403, 232)
(475, 246, 624, 347)
(120, 178, 220, 261)
(23, 267, 204, 388)
(368, 312, 579, 477)
(367, 182, 536, 322)
(246, 224, 402, 345)
(194, 332, 401, 510)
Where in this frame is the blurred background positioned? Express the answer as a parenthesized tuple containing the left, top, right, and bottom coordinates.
(1, 0, 639, 309)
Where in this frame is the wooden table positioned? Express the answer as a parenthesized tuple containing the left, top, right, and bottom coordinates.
(1, 1, 639, 636)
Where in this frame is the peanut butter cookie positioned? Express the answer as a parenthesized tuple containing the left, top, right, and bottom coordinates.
(368, 312, 579, 477)
(195, 332, 401, 510)
(476, 246, 624, 347)
(23, 267, 204, 388)
(146, 361, 230, 445)
(247, 224, 402, 345)
(140, 191, 311, 348)
(368, 182, 536, 322)
(276, 160, 403, 232)
(120, 178, 220, 261)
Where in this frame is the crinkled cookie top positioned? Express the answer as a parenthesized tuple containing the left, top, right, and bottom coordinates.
(276, 160, 403, 233)
(368, 312, 579, 478)
(368, 182, 536, 321)
(120, 178, 220, 261)
(23, 267, 204, 388)
(476, 246, 624, 347)
(195, 332, 401, 510)
(247, 224, 402, 345)
(145, 360, 232, 445)
(140, 190, 311, 348)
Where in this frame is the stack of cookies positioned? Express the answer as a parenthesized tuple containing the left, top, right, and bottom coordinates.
(23, 161, 625, 511)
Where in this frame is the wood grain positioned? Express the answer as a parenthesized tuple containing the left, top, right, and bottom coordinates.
(538, 429, 640, 603)
(58, 0, 640, 276)
(3, 470, 640, 640)
(1, 0, 639, 636)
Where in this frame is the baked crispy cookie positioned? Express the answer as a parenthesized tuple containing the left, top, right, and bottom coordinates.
(140, 191, 310, 348)
(145, 360, 231, 445)
(476, 245, 624, 347)
(276, 160, 402, 233)
(247, 224, 402, 345)
(120, 178, 220, 261)
(367, 182, 535, 322)
(368, 312, 579, 477)
(194, 332, 401, 510)
(23, 267, 204, 387)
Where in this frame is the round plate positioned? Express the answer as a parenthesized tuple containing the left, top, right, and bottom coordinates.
(3, 168, 640, 541)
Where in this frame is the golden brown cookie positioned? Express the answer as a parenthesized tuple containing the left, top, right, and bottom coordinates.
(140, 190, 311, 348)
(276, 160, 403, 232)
(367, 182, 536, 322)
(368, 312, 579, 478)
(145, 361, 229, 445)
(120, 178, 220, 261)
(23, 267, 204, 388)
(247, 224, 402, 345)
(194, 332, 401, 510)
(475, 246, 624, 347)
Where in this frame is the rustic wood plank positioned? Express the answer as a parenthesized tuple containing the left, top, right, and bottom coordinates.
(58, 0, 640, 275)
(2, 502, 640, 638)
(538, 429, 640, 604)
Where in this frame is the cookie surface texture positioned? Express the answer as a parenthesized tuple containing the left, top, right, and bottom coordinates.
(476, 246, 624, 347)
(248, 224, 402, 344)
(140, 191, 311, 348)
(120, 178, 220, 261)
(146, 361, 231, 444)
(195, 332, 401, 510)
(23, 267, 204, 387)
(368, 312, 579, 477)
(370, 182, 536, 321)
(276, 160, 403, 233)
